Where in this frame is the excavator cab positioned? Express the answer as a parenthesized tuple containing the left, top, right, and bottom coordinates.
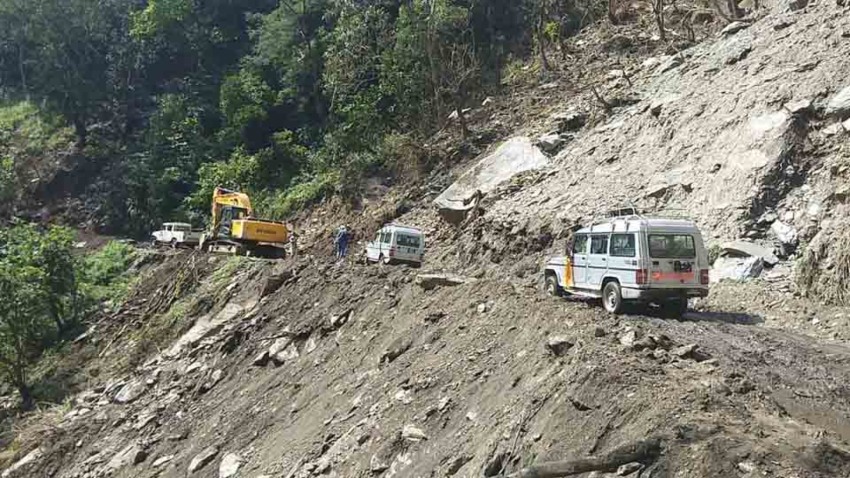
(199, 186, 289, 258)
(217, 205, 250, 238)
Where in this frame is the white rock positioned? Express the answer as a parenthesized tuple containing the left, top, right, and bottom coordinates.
(720, 21, 750, 35)
(711, 256, 764, 282)
(401, 425, 429, 441)
(771, 221, 798, 245)
(826, 86, 850, 118)
(113, 380, 146, 404)
(219, 453, 243, 478)
(152, 455, 174, 468)
(188, 446, 219, 473)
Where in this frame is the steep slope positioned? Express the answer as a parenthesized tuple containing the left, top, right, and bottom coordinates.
(15, 253, 850, 478)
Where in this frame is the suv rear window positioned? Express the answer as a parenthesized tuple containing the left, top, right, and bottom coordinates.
(649, 234, 695, 258)
(396, 234, 421, 248)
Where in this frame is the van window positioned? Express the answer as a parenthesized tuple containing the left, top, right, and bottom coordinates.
(649, 234, 696, 258)
(610, 234, 636, 257)
(396, 234, 421, 248)
(173, 224, 190, 232)
(573, 234, 588, 254)
(381, 231, 391, 244)
(590, 235, 609, 255)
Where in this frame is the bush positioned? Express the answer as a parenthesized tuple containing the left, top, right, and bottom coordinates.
(80, 241, 137, 306)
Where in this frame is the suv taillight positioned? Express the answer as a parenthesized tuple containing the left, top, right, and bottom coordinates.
(636, 269, 647, 285)
(700, 269, 709, 285)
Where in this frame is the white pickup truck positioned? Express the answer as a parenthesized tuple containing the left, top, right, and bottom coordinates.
(151, 223, 202, 248)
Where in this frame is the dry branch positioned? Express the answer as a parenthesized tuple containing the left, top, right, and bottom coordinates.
(504, 436, 662, 478)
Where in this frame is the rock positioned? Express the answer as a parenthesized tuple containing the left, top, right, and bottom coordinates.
(330, 309, 352, 328)
(720, 240, 779, 265)
(268, 337, 291, 357)
(593, 327, 607, 337)
(1, 448, 43, 478)
(434, 137, 549, 224)
(211, 369, 224, 385)
(619, 329, 641, 347)
(416, 274, 468, 291)
(826, 86, 850, 119)
(655, 55, 683, 75)
(381, 336, 413, 363)
(477, 303, 489, 314)
(649, 99, 664, 116)
(536, 132, 566, 154)
(152, 455, 175, 468)
(720, 21, 750, 35)
(482, 97, 494, 106)
(483, 452, 506, 476)
(545, 335, 574, 357)
(401, 425, 428, 441)
(446, 455, 472, 476)
(771, 221, 798, 246)
(188, 446, 219, 473)
(260, 267, 293, 297)
(272, 343, 300, 365)
(105, 444, 147, 472)
(551, 110, 587, 132)
(784, 0, 808, 11)
(784, 99, 812, 115)
(711, 256, 764, 282)
(824, 123, 844, 136)
(438, 396, 452, 411)
(252, 350, 270, 366)
(617, 462, 643, 475)
(844, 118, 850, 132)
(113, 380, 146, 404)
(219, 453, 243, 478)
(370, 454, 390, 473)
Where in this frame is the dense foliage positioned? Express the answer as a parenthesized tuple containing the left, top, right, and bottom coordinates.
(0, 223, 137, 408)
(0, 0, 594, 235)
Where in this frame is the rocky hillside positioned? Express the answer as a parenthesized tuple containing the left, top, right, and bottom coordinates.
(3, 1, 850, 478)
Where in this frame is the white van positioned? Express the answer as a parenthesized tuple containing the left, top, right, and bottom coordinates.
(543, 210, 709, 315)
(365, 225, 425, 266)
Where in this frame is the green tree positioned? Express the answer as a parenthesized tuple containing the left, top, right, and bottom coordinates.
(0, 223, 79, 409)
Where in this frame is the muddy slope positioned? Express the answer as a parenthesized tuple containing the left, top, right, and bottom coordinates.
(16, 254, 848, 478)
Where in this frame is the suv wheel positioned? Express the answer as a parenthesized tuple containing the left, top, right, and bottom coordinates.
(544, 274, 561, 297)
(602, 281, 623, 314)
(664, 297, 689, 318)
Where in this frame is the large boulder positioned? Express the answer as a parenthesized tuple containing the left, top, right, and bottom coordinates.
(711, 256, 764, 282)
(720, 240, 779, 265)
(435, 137, 549, 224)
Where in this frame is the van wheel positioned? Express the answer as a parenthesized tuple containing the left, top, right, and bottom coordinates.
(602, 281, 623, 314)
(170, 238, 178, 249)
(544, 274, 561, 297)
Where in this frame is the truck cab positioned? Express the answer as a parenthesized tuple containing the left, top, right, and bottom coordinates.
(544, 212, 709, 316)
(152, 222, 201, 247)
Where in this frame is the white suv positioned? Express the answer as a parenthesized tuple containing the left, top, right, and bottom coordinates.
(365, 224, 425, 266)
(544, 212, 709, 315)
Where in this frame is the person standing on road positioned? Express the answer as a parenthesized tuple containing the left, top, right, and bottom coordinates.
(337, 226, 350, 259)
(289, 227, 298, 258)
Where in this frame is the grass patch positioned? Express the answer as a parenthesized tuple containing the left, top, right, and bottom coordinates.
(80, 241, 137, 308)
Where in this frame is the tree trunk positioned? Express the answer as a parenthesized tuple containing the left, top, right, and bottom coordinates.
(18, 382, 33, 411)
(537, 14, 550, 71)
(457, 105, 469, 139)
(506, 437, 662, 478)
(654, 0, 666, 41)
(73, 117, 87, 149)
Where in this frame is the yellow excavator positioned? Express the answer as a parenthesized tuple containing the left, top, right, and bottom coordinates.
(198, 187, 289, 258)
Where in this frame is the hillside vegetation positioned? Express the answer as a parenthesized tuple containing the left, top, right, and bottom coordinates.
(0, 0, 614, 234)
